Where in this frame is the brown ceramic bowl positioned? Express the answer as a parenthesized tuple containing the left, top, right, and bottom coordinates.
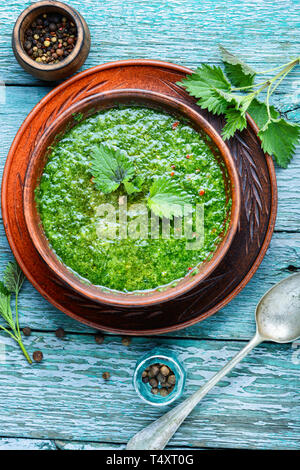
(23, 88, 241, 307)
(12, 0, 90, 81)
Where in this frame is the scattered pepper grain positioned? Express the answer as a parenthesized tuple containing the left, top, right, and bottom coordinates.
(22, 326, 31, 336)
(33, 350, 43, 362)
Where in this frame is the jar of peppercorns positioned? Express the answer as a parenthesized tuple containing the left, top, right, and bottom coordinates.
(133, 348, 186, 406)
(12, 1, 90, 81)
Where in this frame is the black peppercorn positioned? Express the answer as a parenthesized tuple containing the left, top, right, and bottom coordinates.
(121, 336, 131, 347)
(95, 333, 104, 344)
(22, 326, 31, 336)
(55, 327, 65, 339)
(23, 12, 78, 65)
(33, 350, 43, 362)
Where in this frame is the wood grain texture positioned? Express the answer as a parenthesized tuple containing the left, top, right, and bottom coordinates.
(0, 0, 299, 451)
(0, 0, 299, 84)
(55, 440, 205, 450)
(0, 333, 299, 449)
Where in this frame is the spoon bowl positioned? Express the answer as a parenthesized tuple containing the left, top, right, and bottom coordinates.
(256, 273, 300, 343)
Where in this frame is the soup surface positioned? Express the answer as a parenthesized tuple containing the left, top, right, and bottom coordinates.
(36, 106, 230, 292)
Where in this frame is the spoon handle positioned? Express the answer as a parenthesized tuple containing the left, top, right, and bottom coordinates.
(127, 332, 262, 450)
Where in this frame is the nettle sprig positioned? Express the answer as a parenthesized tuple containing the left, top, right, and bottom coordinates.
(178, 46, 300, 168)
(0, 262, 32, 364)
(91, 143, 193, 218)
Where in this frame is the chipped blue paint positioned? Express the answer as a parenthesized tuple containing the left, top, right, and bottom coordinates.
(0, 0, 299, 451)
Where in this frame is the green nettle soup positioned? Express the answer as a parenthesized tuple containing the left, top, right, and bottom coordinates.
(36, 106, 230, 293)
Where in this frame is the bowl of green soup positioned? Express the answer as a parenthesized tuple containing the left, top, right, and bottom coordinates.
(23, 89, 240, 307)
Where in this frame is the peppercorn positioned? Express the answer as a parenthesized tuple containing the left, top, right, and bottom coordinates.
(141, 362, 176, 397)
(55, 327, 65, 339)
(160, 365, 170, 376)
(95, 333, 104, 344)
(33, 350, 43, 362)
(148, 364, 160, 377)
(102, 371, 110, 380)
(157, 372, 166, 383)
(22, 326, 31, 336)
(149, 378, 158, 388)
(122, 336, 131, 347)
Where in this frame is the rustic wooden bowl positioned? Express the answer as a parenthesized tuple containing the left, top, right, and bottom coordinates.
(23, 88, 240, 307)
(12, 0, 90, 81)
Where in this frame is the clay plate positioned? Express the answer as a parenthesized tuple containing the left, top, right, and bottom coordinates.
(1, 60, 277, 335)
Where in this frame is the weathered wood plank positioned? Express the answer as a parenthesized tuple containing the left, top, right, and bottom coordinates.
(0, 437, 56, 450)
(0, 437, 204, 450)
(0, 333, 298, 449)
(55, 440, 204, 450)
(0, 0, 299, 84)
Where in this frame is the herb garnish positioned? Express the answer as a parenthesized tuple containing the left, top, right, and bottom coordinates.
(178, 47, 300, 168)
(91, 145, 193, 218)
(0, 262, 32, 364)
(91, 143, 136, 193)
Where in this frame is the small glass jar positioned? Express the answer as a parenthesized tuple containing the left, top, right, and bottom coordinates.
(133, 347, 186, 406)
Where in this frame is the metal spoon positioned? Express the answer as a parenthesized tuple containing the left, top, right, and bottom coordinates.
(127, 273, 300, 450)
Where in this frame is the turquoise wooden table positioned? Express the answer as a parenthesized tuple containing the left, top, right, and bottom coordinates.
(0, 0, 299, 451)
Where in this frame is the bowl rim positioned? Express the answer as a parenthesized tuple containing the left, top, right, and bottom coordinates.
(12, 0, 86, 72)
(23, 87, 241, 307)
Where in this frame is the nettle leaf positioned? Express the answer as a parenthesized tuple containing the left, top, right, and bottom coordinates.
(222, 107, 247, 140)
(91, 144, 135, 194)
(219, 45, 256, 87)
(178, 65, 231, 115)
(148, 178, 193, 219)
(258, 118, 300, 168)
(248, 98, 279, 129)
(4, 261, 25, 294)
(123, 176, 145, 195)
